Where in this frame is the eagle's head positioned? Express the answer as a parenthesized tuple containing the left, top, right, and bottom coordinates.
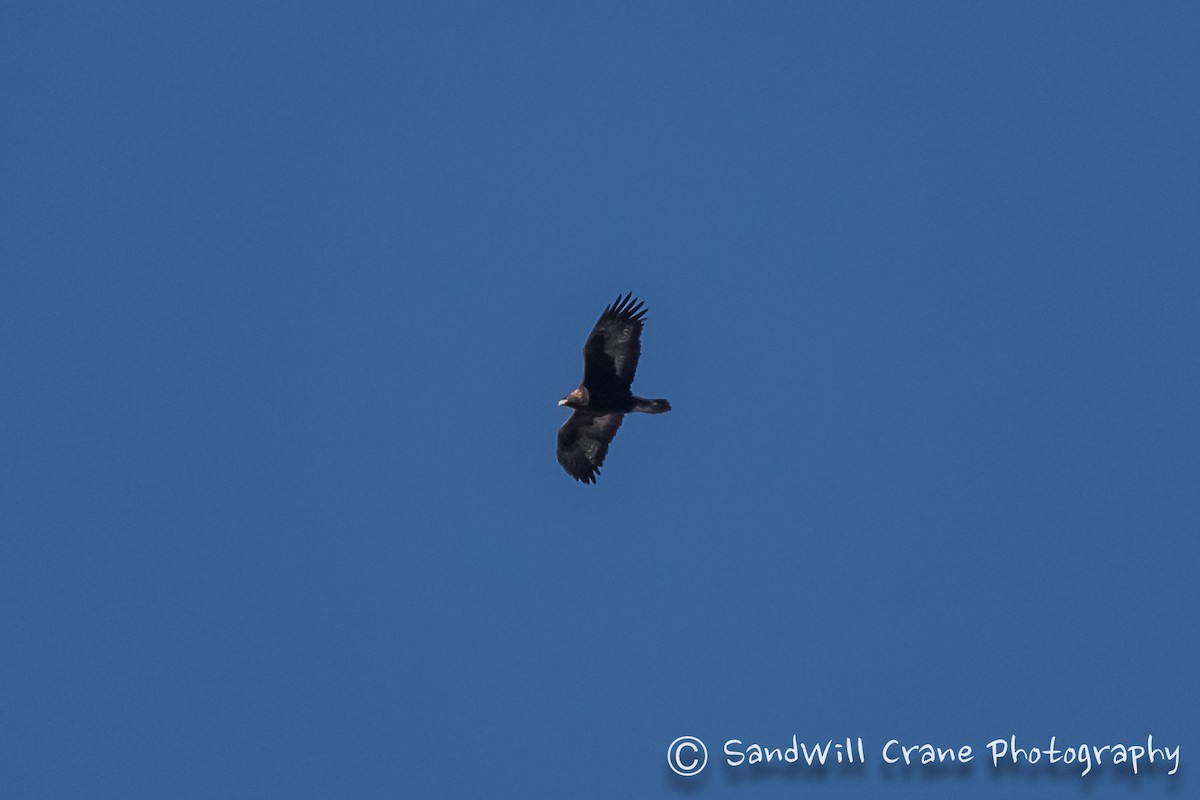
(558, 386, 589, 409)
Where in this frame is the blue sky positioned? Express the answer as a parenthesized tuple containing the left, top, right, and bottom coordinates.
(2, 3, 1197, 798)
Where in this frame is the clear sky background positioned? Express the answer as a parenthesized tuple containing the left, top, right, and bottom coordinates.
(2, 3, 1197, 798)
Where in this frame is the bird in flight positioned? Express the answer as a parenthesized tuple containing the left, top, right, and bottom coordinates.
(557, 293, 671, 483)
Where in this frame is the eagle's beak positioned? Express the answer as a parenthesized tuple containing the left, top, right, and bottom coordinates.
(557, 398, 568, 406)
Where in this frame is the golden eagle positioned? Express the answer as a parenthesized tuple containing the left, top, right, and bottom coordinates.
(557, 293, 671, 483)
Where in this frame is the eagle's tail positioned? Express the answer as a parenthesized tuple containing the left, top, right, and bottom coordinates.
(632, 397, 671, 414)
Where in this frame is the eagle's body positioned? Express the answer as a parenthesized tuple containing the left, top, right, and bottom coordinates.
(557, 293, 670, 483)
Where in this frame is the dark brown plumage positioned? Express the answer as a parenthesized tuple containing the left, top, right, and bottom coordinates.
(557, 293, 671, 483)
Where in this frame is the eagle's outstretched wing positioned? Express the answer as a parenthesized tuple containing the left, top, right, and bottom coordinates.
(581, 292, 646, 400)
(556, 411, 624, 484)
